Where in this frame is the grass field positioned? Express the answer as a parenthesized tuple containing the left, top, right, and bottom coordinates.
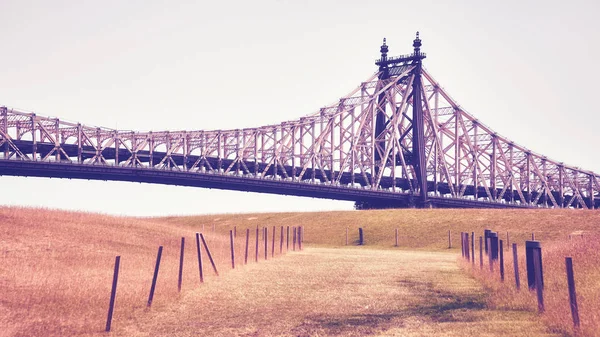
(1, 206, 599, 336)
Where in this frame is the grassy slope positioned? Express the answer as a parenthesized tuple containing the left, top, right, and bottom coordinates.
(156, 208, 600, 249)
(3, 207, 599, 336)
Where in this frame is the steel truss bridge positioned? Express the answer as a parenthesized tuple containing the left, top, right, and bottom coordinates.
(1, 33, 598, 209)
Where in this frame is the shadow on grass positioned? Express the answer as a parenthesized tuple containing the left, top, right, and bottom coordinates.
(291, 279, 487, 336)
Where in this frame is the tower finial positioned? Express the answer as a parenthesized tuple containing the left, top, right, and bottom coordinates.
(380, 37, 389, 61)
(413, 31, 422, 55)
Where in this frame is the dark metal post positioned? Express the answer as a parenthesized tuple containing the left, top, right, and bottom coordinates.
(244, 228, 250, 265)
(479, 236, 483, 269)
(178, 237, 185, 292)
(484, 229, 491, 254)
(105, 256, 120, 332)
(499, 240, 504, 281)
(490, 232, 499, 261)
(147, 246, 163, 307)
(565, 257, 580, 328)
(359, 227, 364, 245)
(512, 243, 520, 290)
(526, 240, 543, 290)
(230, 230, 235, 269)
(200, 233, 219, 276)
(471, 232, 475, 265)
(533, 248, 544, 312)
(195, 233, 203, 283)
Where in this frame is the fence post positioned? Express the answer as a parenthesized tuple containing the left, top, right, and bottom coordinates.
(471, 232, 475, 265)
(293, 227, 297, 251)
(526, 240, 543, 290)
(565, 257, 580, 328)
(105, 256, 120, 332)
(499, 240, 504, 281)
(230, 230, 235, 269)
(533, 248, 544, 313)
(200, 233, 219, 276)
(487, 237, 493, 272)
(272, 226, 276, 256)
(244, 228, 250, 265)
(287, 226, 290, 250)
(484, 229, 491, 254)
(178, 237, 185, 292)
(280, 226, 284, 254)
(359, 228, 364, 246)
(195, 233, 204, 283)
(147, 246, 163, 307)
(298, 226, 303, 250)
(264, 227, 268, 260)
(395, 228, 399, 247)
(512, 243, 520, 290)
(490, 232, 499, 261)
(479, 236, 483, 269)
(255, 226, 259, 262)
(464, 232, 471, 261)
(448, 230, 451, 249)
(460, 232, 466, 259)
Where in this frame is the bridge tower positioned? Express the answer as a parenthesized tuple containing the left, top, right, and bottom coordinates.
(374, 32, 428, 207)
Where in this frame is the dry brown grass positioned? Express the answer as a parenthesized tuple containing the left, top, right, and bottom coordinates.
(0, 206, 263, 336)
(110, 248, 555, 337)
(158, 208, 600, 250)
(2, 206, 597, 336)
(465, 234, 600, 337)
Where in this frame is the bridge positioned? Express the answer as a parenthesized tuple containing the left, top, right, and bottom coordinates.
(1, 33, 598, 209)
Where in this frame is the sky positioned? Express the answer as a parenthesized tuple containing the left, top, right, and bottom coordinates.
(1, 0, 599, 216)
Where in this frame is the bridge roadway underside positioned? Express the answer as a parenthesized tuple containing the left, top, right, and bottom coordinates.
(0, 159, 526, 209)
(2, 140, 589, 208)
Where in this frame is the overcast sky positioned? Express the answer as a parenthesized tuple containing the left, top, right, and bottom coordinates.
(1, 0, 599, 216)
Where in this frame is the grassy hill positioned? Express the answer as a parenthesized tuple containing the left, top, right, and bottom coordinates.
(1, 206, 599, 336)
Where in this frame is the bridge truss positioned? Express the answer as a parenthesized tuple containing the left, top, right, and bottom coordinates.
(1, 33, 597, 209)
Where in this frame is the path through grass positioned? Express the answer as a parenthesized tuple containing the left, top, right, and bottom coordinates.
(116, 248, 557, 337)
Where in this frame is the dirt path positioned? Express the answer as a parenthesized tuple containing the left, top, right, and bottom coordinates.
(114, 248, 557, 337)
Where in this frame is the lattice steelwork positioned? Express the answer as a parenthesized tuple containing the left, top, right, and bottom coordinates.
(1, 33, 597, 209)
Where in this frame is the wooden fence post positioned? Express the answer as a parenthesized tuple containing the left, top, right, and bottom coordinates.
(359, 227, 364, 246)
(487, 237, 493, 272)
(200, 234, 219, 276)
(244, 228, 250, 265)
(479, 236, 483, 269)
(280, 226, 284, 254)
(533, 248, 544, 313)
(178, 237, 185, 292)
(499, 240, 504, 281)
(395, 228, 399, 247)
(293, 227, 297, 251)
(448, 230, 451, 249)
(512, 243, 520, 290)
(272, 226, 276, 257)
(299, 226, 303, 250)
(565, 257, 580, 328)
(471, 232, 475, 265)
(105, 256, 120, 332)
(195, 233, 204, 283)
(255, 226, 259, 262)
(264, 227, 268, 260)
(287, 226, 290, 250)
(230, 230, 235, 269)
(465, 232, 471, 261)
(147, 246, 163, 307)
(460, 232, 464, 257)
